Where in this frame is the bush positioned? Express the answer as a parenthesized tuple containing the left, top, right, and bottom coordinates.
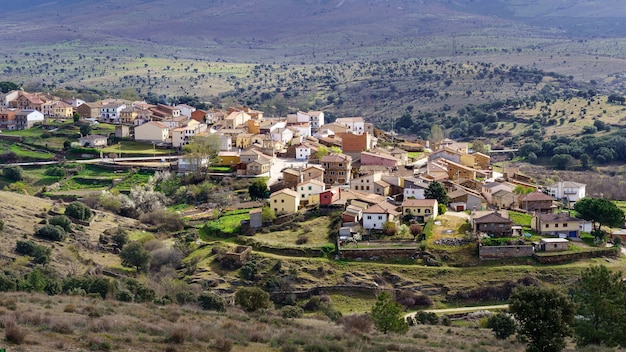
(438, 203, 447, 215)
(486, 312, 517, 340)
(0, 219, 4, 231)
(139, 210, 185, 232)
(4, 321, 26, 344)
(35, 224, 67, 241)
(49, 215, 72, 232)
(44, 166, 65, 177)
(235, 286, 271, 312)
(341, 313, 373, 333)
(281, 305, 304, 318)
(3, 166, 23, 182)
(212, 337, 233, 352)
(15, 241, 51, 265)
(65, 201, 93, 221)
(415, 311, 439, 325)
(296, 234, 309, 245)
(198, 291, 226, 312)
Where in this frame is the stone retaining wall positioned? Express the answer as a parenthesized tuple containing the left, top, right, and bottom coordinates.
(479, 245, 534, 260)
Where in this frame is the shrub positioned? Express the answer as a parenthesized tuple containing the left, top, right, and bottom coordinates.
(120, 242, 151, 272)
(116, 289, 134, 302)
(44, 166, 65, 177)
(35, 224, 67, 241)
(139, 210, 185, 232)
(213, 337, 233, 352)
(341, 313, 373, 333)
(296, 234, 309, 245)
(235, 286, 271, 312)
(4, 320, 26, 344)
(3, 166, 23, 182)
(198, 291, 226, 312)
(150, 247, 183, 272)
(281, 305, 304, 318)
(486, 312, 517, 339)
(240, 261, 257, 281)
(65, 201, 92, 221)
(415, 311, 439, 325)
(0, 219, 4, 231)
(438, 203, 447, 215)
(49, 215, 72, 232)
(396, 290, 433, 310)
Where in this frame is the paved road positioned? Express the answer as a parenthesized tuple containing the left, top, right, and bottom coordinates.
(1, 155, 183, 167)
(403, 304, 509, 320)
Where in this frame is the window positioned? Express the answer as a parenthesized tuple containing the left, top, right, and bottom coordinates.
(339, 163, 343, 167)
(366, 186, 370, 190)
(563, 223, 567, 227)
(281, 200, 284, 203)
(378, 216, 383, 220)
(555, 224, 559, 228)
(308, 186, 312, 190)
(545, 224, 549, 228)
(418, 209, 421, 213)
(274, 200, 277, 203)
(367, 216, 371, 220)
(425, 209, 430, 214)
(406, 209, 410, 214)
(302, 194, 305, 198)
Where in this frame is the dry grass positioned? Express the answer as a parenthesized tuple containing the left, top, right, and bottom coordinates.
(251, 216, 334, 248)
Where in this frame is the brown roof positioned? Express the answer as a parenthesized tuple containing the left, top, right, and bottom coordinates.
(270, 188, 298, 198)
(402, 199, 437, 207)
(536, 213, 580, 223)
(519, 192, 554, 202)
(363, 202, 400, 216)
(474, 212, 513, 224)
(321, 153, 352, 163)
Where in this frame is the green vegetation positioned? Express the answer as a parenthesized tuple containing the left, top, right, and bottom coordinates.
(509, 211, 532, 228)
(371, 291, 408, 335)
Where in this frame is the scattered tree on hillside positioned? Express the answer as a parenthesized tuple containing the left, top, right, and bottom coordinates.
(572, 265, 626, 347)
(183, 134, 220, 175)
(485, 313, 517, 340)
(35, 224, 67, 241)
(49, 215, 71, 232)
(79, 123, 92, 137)
(234, 286, 270, 312)
(65, 202, 92, 221)
(429, 124, 445, 148)
(424, 181, 449, 205)
(120, 242, 152, 272)
(371, 291, 408, 335)
(261, 206, 276, 223)
(0, 81, 19, 93)
(510, 286, 576, 352)
(3, 166, 23, 182)
(248, 179, 269, 200)
(574, 198, 625, 232)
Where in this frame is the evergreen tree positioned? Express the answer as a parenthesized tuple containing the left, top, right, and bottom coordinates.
(371, 291, 408, 334)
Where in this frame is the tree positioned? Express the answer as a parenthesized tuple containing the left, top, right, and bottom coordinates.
(72, 112, 80, 123)
(424, 181, 449, 205)
(183, 134, 220, 175)
(371, 291, 408, 335)
(551, 154, 572, 170)
(574, 198, 625, 232)
(382, 221, 397, 236)
(49, 215, 72, 232)
(63, 140, 72, 150)
(234, 286, 270, 312)
(472, 139, 486, 154)
(514, 185, 534, 195)
(261, 206, 276, 223)
(429, 124, 445, 148)
(35, 224, 67, 241)
(572, 265, 626, 347)
(409, 223, 423, 239)
(120, 242, 152, 272)
(486, 313, 517, 340)
(3, 166, 23, 181)
(509, 286, 576, 352)
(79, 123, 92, 137)
(198, 291, 227, 312)
(248, 179, 269, 200)
(580, 153, 591, 170)
(0, 81, 19, 93)
(65, 202, 93, 221)
(316, 145, 329, 160)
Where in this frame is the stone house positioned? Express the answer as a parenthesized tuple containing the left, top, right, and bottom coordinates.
(519, 192, 555, 213)
(473, 212, 514, 237)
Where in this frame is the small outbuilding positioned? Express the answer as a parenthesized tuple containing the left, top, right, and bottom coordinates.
(537, 238, 569, 252)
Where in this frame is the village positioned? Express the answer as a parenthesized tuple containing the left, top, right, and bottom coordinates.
(0, 89, 621, 264)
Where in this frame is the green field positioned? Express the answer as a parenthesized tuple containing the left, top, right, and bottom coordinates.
(101, 141, 172, 156)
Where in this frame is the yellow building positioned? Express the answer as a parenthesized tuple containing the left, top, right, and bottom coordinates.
(459, 154, 476, 168)
(401, 199, 438, 222)
(236, 133, 254, 149)
(269, 188, 300, 214)
(445, 160, 477, 181)
(473, 152, 491, 168)
(216, 151, 240, 166)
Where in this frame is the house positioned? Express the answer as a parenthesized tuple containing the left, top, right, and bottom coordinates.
(296, 179, 325, 205)
(537, 238, 569, 252)
(153, 104, 181, 119)
(351, 173, 383, 193)
(42, 100, 73, 118)
(14, 93, 45, 111)
(78, 134, 108, 148)
(115, 125, 130, 139)
(360, 151, 400, 168)
(14, 109, 44, 129)
(547, 181, 586, 204)
(443, 160, 477, 182)
(342, 204, 364, 223)
(100, 102, 127, 123)
(171, 120, 208, 148)
(246, 157, 272, 175)
(403, 177, 429, 200)
(134, 121, 169, 144)
(401, 199, 438, 222)
(235, 133, 254, 149)
(191, 109, 209, 123)
(175, 104, 196, 118)
(0, 90, 19, 107)
(531, 213, 581, 238)
(473, 212, 514, 237)
(216, 151, 240, 166)
(295, 143, 315, 161)
(224, 110, 251, 129)
(362, 202, 400, 230)
(62, 98, 85, 109)
(492, 189, 518, 209)
(340, 132, 376, 153)
(335, 117, 365, 134)
(429, 147, 463, 164)
(0, 108, 17, 128)
(519, 192, 555, 213)
(320, 122, 348, 135)
(448, 187, 486, 211)
(303, 165, 325, 182)
(269, 188, 300, 214)
(320, 188, 341, 206)
(473, 152, 491, 168)
(482, 181, 514, 204)
(321, 153, 352, 186)
(296, 111, 325, 131)
(119, 107, 143, 125)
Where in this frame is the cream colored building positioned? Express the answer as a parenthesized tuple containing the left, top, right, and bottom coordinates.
(135, 121, 170, 144)
(269, 188, 300, 214)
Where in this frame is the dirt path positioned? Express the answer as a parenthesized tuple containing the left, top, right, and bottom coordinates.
(404, 304, 509, 319)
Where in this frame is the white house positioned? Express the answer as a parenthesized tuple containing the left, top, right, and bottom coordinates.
(297, 179, 326, 205)
(271, 128, 294, 145)
(362, 202, 400, 230)
(100, 103, 127, 123)
(308, 111, 324, 131)
(14, 109, 44, 129)
(403, 177, 429, 200)
(547, 181, 586, 204)
(296, 144, 313, 161)
(78, 134, 108, 148)
(175, 104, 196, 118)
(171, 120, 208, 148)
(134, 121, 170, 144)
(335, 117, 365, 135)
